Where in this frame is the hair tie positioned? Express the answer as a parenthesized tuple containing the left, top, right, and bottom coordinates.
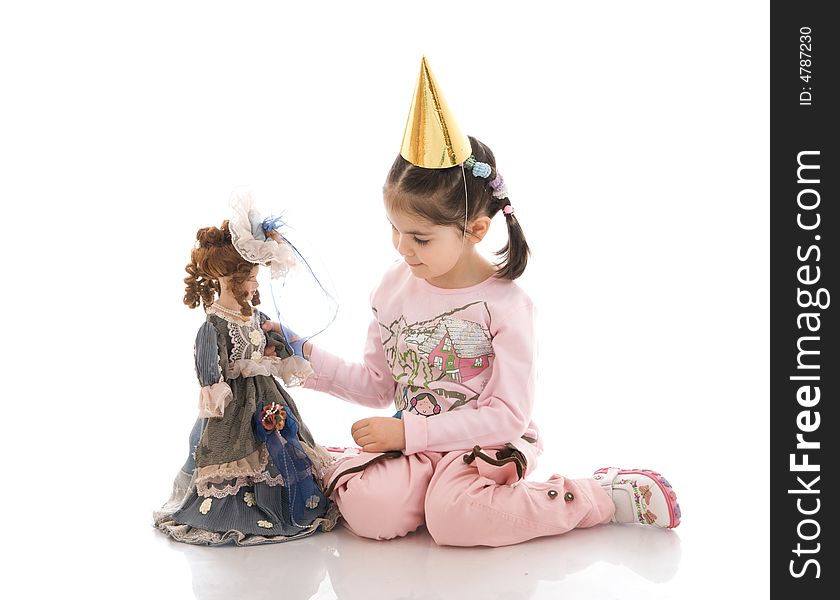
(472, 162, 491, 178)
(503, 203, 515, 216)
(464, 155, 509, 198)
(490, 172, 509, 199)
(462, 154, 492, 178)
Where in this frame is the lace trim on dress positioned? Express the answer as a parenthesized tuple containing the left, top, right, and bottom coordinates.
(197, 382, 234, 418)
(206, 304, 267, 362)
(195, 447, 269, 488)
(228, 355, 314, 387)
(229, 318, 252, 362)
(197, 471, 286, 499)
(155, 502, 341, 546)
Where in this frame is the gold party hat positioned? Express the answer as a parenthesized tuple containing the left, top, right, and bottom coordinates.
(400, 57, 472, 169)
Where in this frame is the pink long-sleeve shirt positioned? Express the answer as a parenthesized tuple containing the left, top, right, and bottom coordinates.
(305, 261, 542, 463)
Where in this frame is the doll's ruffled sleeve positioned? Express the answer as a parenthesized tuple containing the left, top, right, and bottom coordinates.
(195, 321, 233, 418)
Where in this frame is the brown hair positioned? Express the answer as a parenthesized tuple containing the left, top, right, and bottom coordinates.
(384, 135, 529, 279)
(183, 220, 260, 317)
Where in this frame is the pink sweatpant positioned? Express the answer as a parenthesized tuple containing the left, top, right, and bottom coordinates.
(325, 449, 616, 547)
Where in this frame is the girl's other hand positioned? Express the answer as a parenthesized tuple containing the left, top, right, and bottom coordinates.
(351, 417, 406, 453)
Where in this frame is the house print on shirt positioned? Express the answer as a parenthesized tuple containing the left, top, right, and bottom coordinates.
(378, 301, 495, 389)
(419, 317, 494, 384)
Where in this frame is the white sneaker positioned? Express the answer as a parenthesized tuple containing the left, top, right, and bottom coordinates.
(593, 467, 681, 528)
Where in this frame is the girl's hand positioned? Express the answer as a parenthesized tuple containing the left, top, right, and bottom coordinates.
(351, 417, 405, 453)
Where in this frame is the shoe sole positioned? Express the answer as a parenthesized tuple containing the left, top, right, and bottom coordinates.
(594, 468, 681, 528)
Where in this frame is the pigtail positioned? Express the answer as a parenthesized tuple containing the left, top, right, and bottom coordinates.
(494, 205, 530, 280)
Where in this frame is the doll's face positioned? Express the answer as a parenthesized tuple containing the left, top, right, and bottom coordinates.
(220, 266, 259, 303)
(242, 266, 259, 302)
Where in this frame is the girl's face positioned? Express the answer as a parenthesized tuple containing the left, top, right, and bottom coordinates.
(386, 206, 463, 281)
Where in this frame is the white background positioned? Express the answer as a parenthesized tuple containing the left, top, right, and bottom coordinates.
(1, 1, 768, 598)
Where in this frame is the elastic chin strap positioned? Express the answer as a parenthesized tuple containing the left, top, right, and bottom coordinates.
(460, 164, 469, 248)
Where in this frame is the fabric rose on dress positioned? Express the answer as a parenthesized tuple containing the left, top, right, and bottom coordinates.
(260, 402, 287, 432)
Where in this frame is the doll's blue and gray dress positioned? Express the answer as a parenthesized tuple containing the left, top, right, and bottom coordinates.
(154, 304, 338, 545)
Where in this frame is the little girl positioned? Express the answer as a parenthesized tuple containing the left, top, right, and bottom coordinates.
(267, 59, 681, 546)
(154, 191, 338, 545)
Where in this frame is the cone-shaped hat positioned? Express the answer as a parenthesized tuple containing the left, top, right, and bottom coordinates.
(400, 57, 472, 169)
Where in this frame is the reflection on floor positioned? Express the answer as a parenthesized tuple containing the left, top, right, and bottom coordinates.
(150, 522, 682, 600)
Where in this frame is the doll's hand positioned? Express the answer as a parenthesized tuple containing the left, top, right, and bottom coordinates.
(262, 320, 281, 334)
(262, 320, 307, 357)
(262, 321, 280, 357)
(351, 417, 405, 453)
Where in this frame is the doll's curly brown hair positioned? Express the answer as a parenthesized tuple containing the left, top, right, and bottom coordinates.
(183, 220, 261, 317)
